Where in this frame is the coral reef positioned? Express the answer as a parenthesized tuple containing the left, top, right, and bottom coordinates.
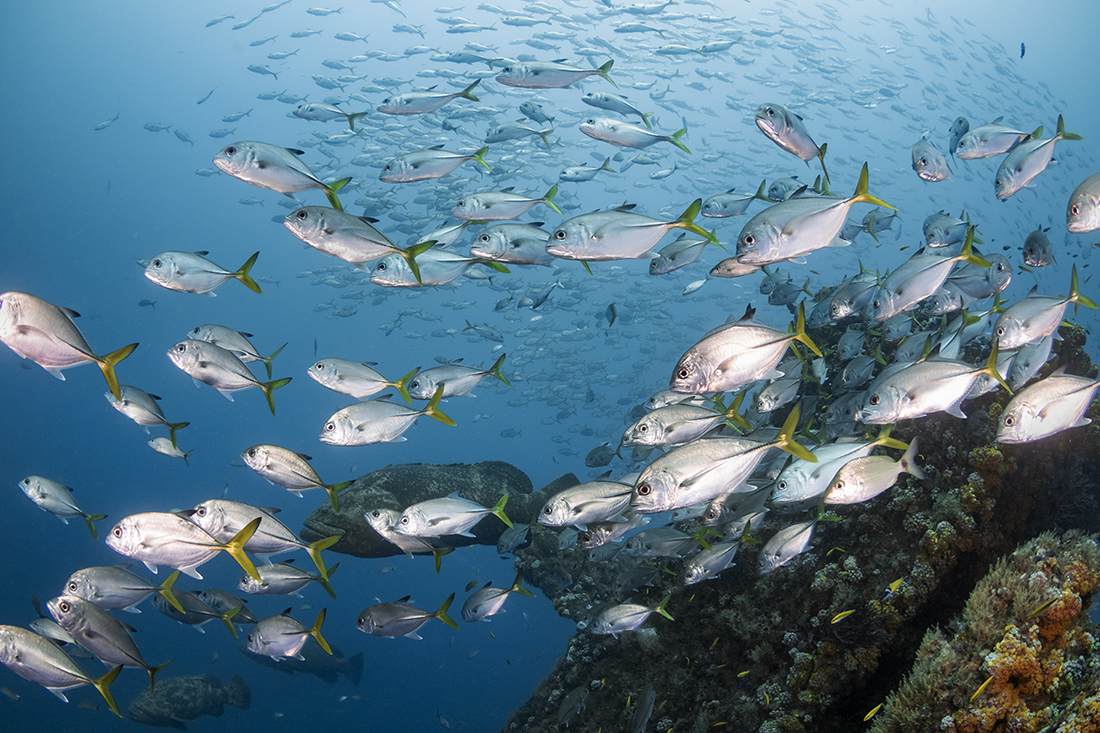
(501, 325, 1100, 733)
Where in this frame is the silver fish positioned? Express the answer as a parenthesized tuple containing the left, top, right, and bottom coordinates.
(292, 102, 367, 131)
(461, 570, 535, 622)
(998, 368, 1100, 444)
(395, 492, 511, 538)
(994, 116, 1082, 200)
(105, 512, 261, 582)
(823, 440, 924, 504)
(167, 339, 291, 415)
(187, 324, 282, 379)
(758, 520, 815, 574)
(144, 251, 262, 296)
(19, 475, 107, 538)
(378, 145, 490, 183)
(754, 102, 829, 181)
(591, 594, 672, 638)
(579, 117, 689, 153)
(559, 157, 616, 182)
(1023, 227, 1056, 267)
(469, 222, 555, 267)
(496, 59, 614, 88)
(0, 291, 137, 400)
(63, 566, 184, 614)
(547, 200, 715, 262)
(248, 610, 330, 660)
(307, 358, 418, 401)
(213, 141, 350, 209)
(954, 116, 1030, 159)
(378, 80, 480, 115)
(1066, 172, 1100, 233)
(948, 116, 969, 157)
(993, 266, 1097, 349)
(319, 387, 455, 446)
(701, 182, 767, 217)
(912, 132, 951, 182)
(356, 594, 458, 638)
(237, 561, 337, 599)
(452, 185, 562, 220)
(582, 91, 652, 128)
(240, 445, 353, 514)
(682, 541, 740, 585)
(538, 479, 633, 529)
(0, 625, 121, 715)
(106, 385, 188, 445)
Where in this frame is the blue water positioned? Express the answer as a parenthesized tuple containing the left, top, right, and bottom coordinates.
(2, 0, 1098, 730)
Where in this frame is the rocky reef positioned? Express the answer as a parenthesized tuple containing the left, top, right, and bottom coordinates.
(500, 323, 1100, 733)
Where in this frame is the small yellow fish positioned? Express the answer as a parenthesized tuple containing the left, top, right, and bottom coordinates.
(864, 703, 882, 721)
(737, 670, 750, 678)
(970, 674, 994, 702)
(1027, 597, 1058, 619)
(831, 609, 856, 624)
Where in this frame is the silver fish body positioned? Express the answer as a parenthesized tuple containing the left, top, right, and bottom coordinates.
(998, 369, 1100, 443)
(1066, 172, 1100, 233)
(758, 520, 815, 574)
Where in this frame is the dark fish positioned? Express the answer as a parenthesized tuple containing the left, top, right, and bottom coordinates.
(237, 642, 363, 685)
(127, 674, 250, 728)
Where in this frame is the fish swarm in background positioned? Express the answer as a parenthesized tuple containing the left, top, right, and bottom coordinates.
(870, 530, 1100, 733)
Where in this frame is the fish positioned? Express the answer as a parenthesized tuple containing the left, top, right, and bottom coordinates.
(148, 437, 191, 463)
(47, 595, 170, 692)
(579, 117, 690, 154)
(188, 497, 340, 576)
(395, 492, 511, 538)
(993, 266, 1097, 349)
(105, 513, 262, 582)
(461, 569, 536, 622)
(319, 386, 455, 446)
(735, 164, 893, 266)
(621, 397, 749, 448)
(585, 442, 617, 468)
(823, 440, 925, 504)
(997, 368, 1100, 443)
(469, 222, 555, 267)
(63, 566, 184, 615)
(484, 120, 554, 148)
(167, 339, 292, 415)
(127, 674, 249, 728)
(356, 594, 459, 638)
(758, 519, 816, 574)
(247, 609, 331, 661)
(0, 625, 121, 716)
(379, 145, 491, 183)
(704, 181, 765, 216)
(754, 102, 829, 182)
(947, 117, 969, 157)
(538, 478, 633, 529)
(18, 476, 107, 538)
(857, 344, 1009, 424)
(911, 132, 951, 182)
(452, 185, 562, 220)
(683, 541, 741, 585)
(377, 80, 481, 115)
(519, 100, 555, 124)
(406, 354, 511, 399)
(240, 445, 354, 515)
(238, 642, 362, 685)
(955, 116, 1031, 159)
(622, 527, 696, 559)
(581, 91, 653, 128)
(560, 157, 616, 182)
(496, 523, 532, 555)
(669, 303, 821, 395)
(144, 251, 262, 296)
(649, 235, 710, 275)
(0, 291, 137, 400)
(767, 177, 804, 202)
(630, 405, 816, 513)
(630, 684, 657, 733)
(547, 200, 715, 263)
(556, 687, 588, 728)
(495, 59, 614, 88)
(364, 508, 454, 570)
(238, 560, 338, 599)
(186, 324, 283, 380)
(106, 385, 189, 445)
(994, 116, 1082, 200)
(591, 594, 673, 638)
(213, 141, 351, 210)
(1022, 227, 1056, 267)
(307, 358, 419, 402)
(287, 207, 434, 283)
(1066, 172, 1100, 233)
(153, 591, 233, 637)
(292, 102, 368, 131)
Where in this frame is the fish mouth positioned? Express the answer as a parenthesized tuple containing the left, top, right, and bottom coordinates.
(301, 515, 342, 543)
(544, 244, 573, 259)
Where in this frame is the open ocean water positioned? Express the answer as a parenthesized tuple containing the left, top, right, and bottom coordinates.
(1, 0, 1098, 731)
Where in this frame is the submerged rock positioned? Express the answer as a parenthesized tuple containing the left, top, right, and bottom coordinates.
(127, 674, 250, 730)
(300, 460, 577, 558)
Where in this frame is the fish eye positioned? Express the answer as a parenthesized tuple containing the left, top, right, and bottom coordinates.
(59, 601, 69, 612)
(705, 509, 717, 520)
(325, 422, 336, 432)
(833, 481, 844, 491)
(868, 394, 880, 406)
(766, 107, 775, 116)
(554, 230, 567, 240)
(637, 483, 651, 496)
(638, 424, 648, 433)
(1004, 415, 1015, 426)
(196, 507, 206, 516)
(225, 147, 236, 155)
(777, 480, 787, 491)
(743, 234, 755, 246)
(996, 326, 1005, 337)
(247, 634, 253, 642)
(112, 527, 122, 538)
(919, 158, 928, 166)
(995, 179, 1001, 187)
(67, 581, 77, 591)
(1071, 204, 1080, 215)
(371, 510, 381, 518)
(677, 367, 690, 379)
(410, 380, 420, 389)
(296, 210, 308, 220)
(543, 506, 552, 514)
(176, 344, 186, 352)
(400, 516, 409, 524)
(247, 448, 256, 457)
(152, 259, 161, 268)
(872, 300, 880, 309)
(456, 201, 465, 207)
(315, 362, 324, 370)
(376, 262, 386, 271)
